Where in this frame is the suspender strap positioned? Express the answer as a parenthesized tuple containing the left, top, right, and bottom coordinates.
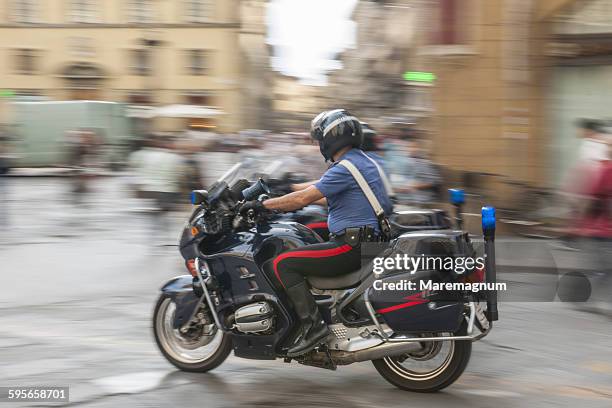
(339, 159, 385, 217)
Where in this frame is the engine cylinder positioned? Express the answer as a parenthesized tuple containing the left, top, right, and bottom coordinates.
(234, 302, 275, 333)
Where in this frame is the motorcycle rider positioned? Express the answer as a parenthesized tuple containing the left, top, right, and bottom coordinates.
(240, 109, 393, 357)
(288, 121, 394, 240)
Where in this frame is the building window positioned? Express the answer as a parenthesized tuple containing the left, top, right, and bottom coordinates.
(14, 49, 39, 75)
(425, 0, 471, 45)
(185, 0, 213, 23)
(186, 49, 210, 75)
(69, 0, 98, 23)
(129, 49, 151, 75)
(127, 90, 153, 104)
(68, 37, 95, 58)
(430, 0, 459, 45)
(184, 91, 214, 106)
(11, 0, 38, 23)
(127, 0, 154, 23)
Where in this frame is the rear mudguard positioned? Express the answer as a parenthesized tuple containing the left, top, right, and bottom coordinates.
(160, 275, 201, 329)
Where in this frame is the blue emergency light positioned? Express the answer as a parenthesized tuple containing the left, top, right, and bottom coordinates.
(449, 189, 465, 205)
(481, 206, 496, 231)
(190, 190, 208, 205)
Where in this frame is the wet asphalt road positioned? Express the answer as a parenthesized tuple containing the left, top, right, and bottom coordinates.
(1, 177, 612, 408)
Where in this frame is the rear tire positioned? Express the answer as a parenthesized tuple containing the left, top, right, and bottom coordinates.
(153, 295, 232, 372)
(372, 324, 472, 393)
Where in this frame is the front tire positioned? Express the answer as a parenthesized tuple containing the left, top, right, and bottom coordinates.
(153, 295, 232, 372)
(372, 325, 472, 393)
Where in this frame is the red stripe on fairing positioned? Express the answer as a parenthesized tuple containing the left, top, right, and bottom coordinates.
(305, 222, 328, 230)
(376, 292, 429, 314)
(273, 244, 353, 288)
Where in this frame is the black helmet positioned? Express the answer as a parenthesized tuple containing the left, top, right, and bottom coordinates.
(360, 122, 379, 152)
(310, 109, 363, 161)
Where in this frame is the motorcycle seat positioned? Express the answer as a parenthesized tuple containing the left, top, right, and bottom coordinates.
(307, 260, 374, 290)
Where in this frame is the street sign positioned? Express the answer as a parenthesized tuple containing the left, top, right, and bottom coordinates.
(403, 71, 436, 83)
(0, 89, 15, 98)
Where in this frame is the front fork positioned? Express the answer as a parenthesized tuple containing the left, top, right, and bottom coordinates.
(194, 258, 227, 332)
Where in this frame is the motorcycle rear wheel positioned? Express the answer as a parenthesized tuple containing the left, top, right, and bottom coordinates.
(372, 324, 472, 393)
(153, 295, 232, 372)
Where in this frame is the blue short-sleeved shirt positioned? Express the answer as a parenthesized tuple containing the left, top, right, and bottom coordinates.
(315, 148, 393, 235)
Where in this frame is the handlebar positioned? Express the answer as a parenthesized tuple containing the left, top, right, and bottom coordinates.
(241, 178, 271, 201)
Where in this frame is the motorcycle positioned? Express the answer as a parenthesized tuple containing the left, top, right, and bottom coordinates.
(153, 168, 499, 393)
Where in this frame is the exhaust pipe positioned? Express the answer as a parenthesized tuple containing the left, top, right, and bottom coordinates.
(330, 341, 423, 365)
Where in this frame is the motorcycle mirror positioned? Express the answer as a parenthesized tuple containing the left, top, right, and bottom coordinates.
(242, 178, 271, 201)
(190, 190, 208, 205)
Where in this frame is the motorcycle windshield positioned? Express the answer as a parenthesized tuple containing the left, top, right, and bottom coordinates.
(219, 157, 300, 188)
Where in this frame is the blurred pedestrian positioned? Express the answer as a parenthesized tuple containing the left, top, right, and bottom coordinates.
(559, 119, 609, 249)
(66, 130, 99, 206)
(179, 138, 204, 194)
(0, 135, 11, 231)
(386, 136, 441, 206)
(572, 145, 612, 313)
(129, 134, 185, 245)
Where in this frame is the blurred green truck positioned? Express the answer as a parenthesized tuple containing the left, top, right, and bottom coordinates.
(9, 101, 135, 167)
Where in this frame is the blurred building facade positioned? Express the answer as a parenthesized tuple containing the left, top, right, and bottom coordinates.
(0, 0, 245, 131)
(324, 0, 421, 121)
(407, 0, 580, 195)
(412, 0, 549, 191)
(271, 73, 323, 131)
(412, 0, 610, 197)
(239, 0, 274, 130)
(320, 0, 597, 199)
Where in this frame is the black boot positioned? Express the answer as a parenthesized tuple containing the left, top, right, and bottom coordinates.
(286, 281, 330, 357)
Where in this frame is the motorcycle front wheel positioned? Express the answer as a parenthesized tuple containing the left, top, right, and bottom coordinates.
(372, 324, 472, 393)
(153, 295, 232, 372)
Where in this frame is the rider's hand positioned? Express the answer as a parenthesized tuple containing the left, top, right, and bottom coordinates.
(239, 200, 265, 216)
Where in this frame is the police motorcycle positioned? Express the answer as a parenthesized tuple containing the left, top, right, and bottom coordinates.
(153, 164, 499, 393)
